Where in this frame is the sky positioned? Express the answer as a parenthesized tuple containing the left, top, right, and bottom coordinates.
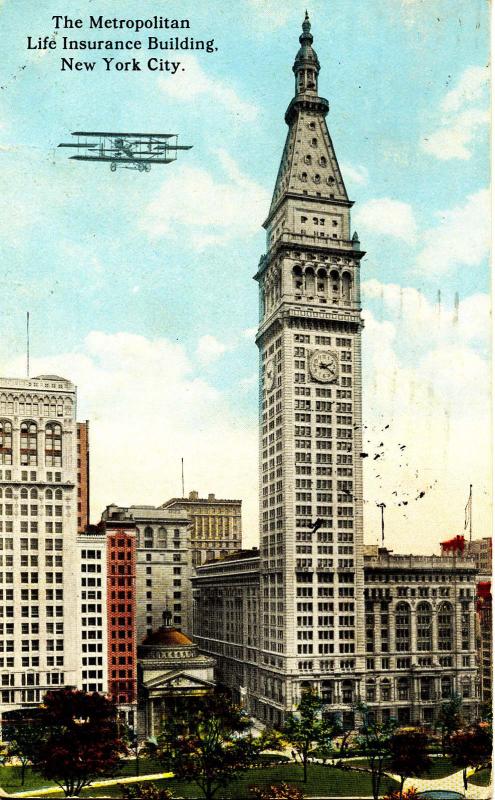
(0, 0, 490, 553)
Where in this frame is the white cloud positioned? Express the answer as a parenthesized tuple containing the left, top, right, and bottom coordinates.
(341, 163, 369, 186)
(243, 326, 258, 339)
(158, 57, 258, 122)
(196, 334, 229, 365)
(362, 279, 490, 349)
(422, 108, 489, 161)
(245, 0, 292, 29)
(138, 148, 270, 249)
(421, 65, 489, 160)
(361, 283, 491, 553)
(415, 188, 490, 276)
(1, 332, 258, 535)
(354, 197, 417, 243)
(442, 66, 488, 113)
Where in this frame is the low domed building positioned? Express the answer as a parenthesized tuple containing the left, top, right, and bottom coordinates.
(137, 613, 216, 738)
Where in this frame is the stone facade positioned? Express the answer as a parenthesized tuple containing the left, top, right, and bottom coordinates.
(0, 375, 80, 714)
(193, 548, 479, 726)
(162, 491, 242, 566)
(138, 624, 215, 739)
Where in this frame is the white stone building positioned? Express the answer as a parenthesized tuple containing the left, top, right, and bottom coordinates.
(0, 375, 80, 715)
(192, 15, 480, 728)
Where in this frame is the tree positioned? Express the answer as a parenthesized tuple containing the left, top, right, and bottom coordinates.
(388, 729, 432, 798)
(157, 691, 276, 800)
(435, 694, 462, 755)
(448, 723, 492, 790)
(4, 715, 43, 786)
(250, 783, 304, 800)
(31, 688, 126, 797)
(354, 702, 397, 800)
(282, 688, 337, 782)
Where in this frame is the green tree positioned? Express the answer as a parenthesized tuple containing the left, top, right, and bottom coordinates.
(157, 691, 276, 800)
(282, 687, 337, 782)
(31, 688, 126, 797)
(435, 694, 462, 755)
(354, 702, 397, 800)
(4, 714, 43, 786)
(388, 729, 432, 798)
(448, 723, 492, 790)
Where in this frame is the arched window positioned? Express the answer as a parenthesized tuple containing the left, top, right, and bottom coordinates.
(293, 266, 303, 293)
(144, 526, 154, 548)
(417, 602, 432, 651)
(330, 270, 340, 297)
(397, 676, 410, 700)
(20, 421, 37, 466)
(5, 488, 13, 499)
(0, 420, 12, 465)
(395, 602, 411, 652)
(342, 272, 352, 302)
(304, 155, 312, 165)
(157, 527, 167, 548)
(319, 156, 327, 167)
(30, 488, 38, 499)
(45, 423, 62, 467)
(21, 488, 28, 499)
(46, 489, 53, 500)
(317, 268, 328, 294)
(304, 267, 315, 296)
(438, 602, 453, 651)
(55, 489, 62, 500)
(301, 172, 308, 183)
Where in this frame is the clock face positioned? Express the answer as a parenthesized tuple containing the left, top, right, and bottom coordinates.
(309, 350, 339, 383)
(265, 358, 275, 391)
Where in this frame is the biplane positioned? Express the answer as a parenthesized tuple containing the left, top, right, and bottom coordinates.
(58, 131, 192, 171)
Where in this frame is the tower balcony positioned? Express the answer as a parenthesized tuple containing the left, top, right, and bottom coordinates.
(256, 231, 363, 279)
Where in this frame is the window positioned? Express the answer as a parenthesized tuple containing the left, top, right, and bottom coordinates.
(20, 422, 38, 465)
(417, 602, 432, 651)
(0, 421, 12, 465)
(144, 526, 153, 548)
(395, 602, 411, 652)
(45, 423, 62, 467)
(438, 602, 453, 651)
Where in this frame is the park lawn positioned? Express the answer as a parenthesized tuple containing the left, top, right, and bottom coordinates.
(0, 758, 164, 795)
(468, 767, 492, 787)
(329, 756, 459, 780)
(74, 764, 401, 798)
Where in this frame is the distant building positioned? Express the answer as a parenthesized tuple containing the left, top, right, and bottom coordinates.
(193, 547, 479, 727)
(77, 530, 108, 695)
(0, 375, 81, 717)
(465, 537, 492, 576)
(162, 491, 242, 566)
(101, 504, 192, 643)
(99, 507, 138, 729)
(476, 581, 491, 705)
(77, 421, 90, 533)
(137, 618, 215, 738)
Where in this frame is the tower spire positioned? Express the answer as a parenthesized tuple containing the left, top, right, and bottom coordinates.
(293, 10, 320, 97)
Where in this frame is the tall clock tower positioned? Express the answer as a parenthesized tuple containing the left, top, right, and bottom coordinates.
(254, 14, 366, 718)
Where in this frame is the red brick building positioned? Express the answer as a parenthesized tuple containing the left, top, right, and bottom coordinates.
(77, 421, 90, 533)
(101, 511, 138, 727)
